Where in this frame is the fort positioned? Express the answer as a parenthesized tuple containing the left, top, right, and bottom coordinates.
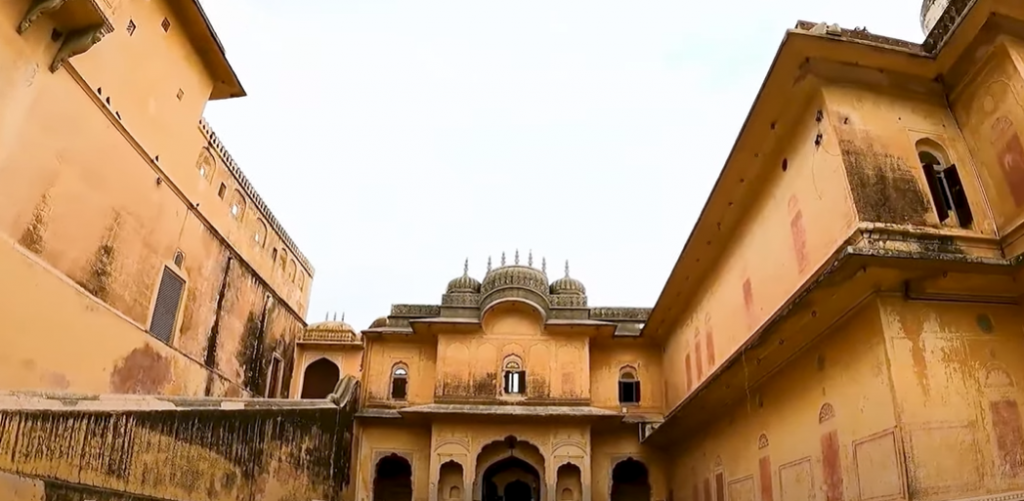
(4, 0, 1024, 500)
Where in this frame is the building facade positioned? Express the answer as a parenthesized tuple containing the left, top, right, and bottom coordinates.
(292, 1, 1024, 501)
(0, 0, 313, 398)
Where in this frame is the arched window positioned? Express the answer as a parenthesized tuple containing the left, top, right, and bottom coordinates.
(279, 249, 288, 271)
(271, 248, 278, 262)
(503, 356, 526, 395)
(254, 219, 268, 247)
(391, 364, 409, 400)
(288, 260, 297, 281)
(196, 148, 215, 182)
(229, 190, 246, 220)
(918, 140, 973, 228)
(619, 366, 641, 404)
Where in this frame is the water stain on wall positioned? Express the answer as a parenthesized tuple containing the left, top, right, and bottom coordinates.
(78, 211, 123, 302)
(788, 195, 808, 273)
(837, 135, 931, 226)
(820, 429, 844, 501)
(991, 116, 1024, 207)
(19, 190, 52, 255)
(990, 399, 1024, 477)
(109, 344, 172, 394)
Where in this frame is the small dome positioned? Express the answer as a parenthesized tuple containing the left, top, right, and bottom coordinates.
(550, 261, 586, 296)
(369, 316, 389, 329)
(480, 251, 549, 298)
(305, 316, 360, 343)
(446, 259, 482, 293)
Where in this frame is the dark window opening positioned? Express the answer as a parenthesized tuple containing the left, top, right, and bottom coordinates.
(619, 369, 641, 404)
(266, 354, 283, 398)
(920, 151, 973, 228)
(217, 183, 227, 199)
(173, 250, 184, 268)
(502, 359, 526, 395)
(300, 358, 340, 399)
(149, 266, 184, 343)
(391, 366, 408, 400)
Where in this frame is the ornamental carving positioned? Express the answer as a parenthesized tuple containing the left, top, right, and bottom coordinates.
(757, 433, 769, 449)
(391, 304, 441, 317)
(551, 294, 588, 308)
(442, 293, 480, 307)
(590, 307, 652, 321)
(480, 266, 550, 298)
(818, 402, 835, 423)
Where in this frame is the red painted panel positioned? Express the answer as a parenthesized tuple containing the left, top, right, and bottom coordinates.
(759, 455, 774, 501)
(706, 328, 716, 368)
(788, 195, 808, 273)
(695, 340, 704, 380)
(742, 278, 755, 326)
(821, 429, 844, 501)
(993, 116, 1024, 207)
(685, 353, 693, 391)
(714, 472, 724, 501)
(703, 476, 712, 501)
(991, 399, 1024, 476)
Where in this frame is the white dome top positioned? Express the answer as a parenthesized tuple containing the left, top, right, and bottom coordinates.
(920, 0, 950, 36)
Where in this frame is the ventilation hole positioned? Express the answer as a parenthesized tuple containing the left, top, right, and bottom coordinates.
(176, 89, 184, 101)
(816, 353, 826, 371)
(770, 121, 776, 130)
(126, 19, 136, 36)
(105, 96, 110, 105)
(782, 158, 788, 172)
(217, 183, 227, 199)
(115, 112, 121, 120)
(173, 250, 185, 267)
(50, 28, 63, 42)
(155, 155, 160, 162)
(740, 178, 745, 183)
(96, 87, 102, 95)
(977, 314, 994, 334)
(161, 18, 171, 32)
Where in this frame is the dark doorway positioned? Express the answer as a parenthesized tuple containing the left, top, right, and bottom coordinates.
(483, 456, 540, 501)
(374, 454, 413, 501)
(611, 458, 651, 501)
(300, 358, 340, 399)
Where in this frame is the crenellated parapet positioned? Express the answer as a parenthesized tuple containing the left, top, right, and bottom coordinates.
(199, 118, 314, 276)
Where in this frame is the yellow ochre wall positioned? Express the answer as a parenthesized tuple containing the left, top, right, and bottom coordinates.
(0, 0, 312, 397)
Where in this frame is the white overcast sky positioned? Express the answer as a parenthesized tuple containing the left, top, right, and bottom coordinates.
(199, 0, 925, 329)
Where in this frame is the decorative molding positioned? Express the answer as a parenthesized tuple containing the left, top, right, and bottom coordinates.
(757, 433, 769, 449)
(198, 118, 314, 276)
(17, 0, 69, 35)
(391, 304, 441, 317)
(442, 293, 480, 307)
(819, 402, 836, 424)
(551, 294, 587, 308)
(50, 25, 105, 73)
(590, 307, 652, 321)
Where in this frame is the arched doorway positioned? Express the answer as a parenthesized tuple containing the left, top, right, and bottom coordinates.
(611, 458, 651, 501)
(438, 460, 464, 501)
(476, 436, 545, 501)
(483, 456, 540, 501)
(373, 454, 412, 501)
(301, 358, 340, 399)
(556, 463, 582, 501)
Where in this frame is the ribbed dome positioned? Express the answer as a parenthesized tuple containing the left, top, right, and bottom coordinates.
(920, 0, 949, 35)
(369, 316, 389, 329)
(304, 318, 361, 343)
(550, 261, 586, 296)
(446, 259, 482, 293)
(480, 251, 549, 298)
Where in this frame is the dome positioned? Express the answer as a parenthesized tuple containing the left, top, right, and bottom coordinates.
(446, 259, 481, 294)
(550, 261, 586, 296)
(480, 251, 549, 299)
(304, 316, 361, 343)
(920, 0, 949, 36)
(369, 316, 389, 329)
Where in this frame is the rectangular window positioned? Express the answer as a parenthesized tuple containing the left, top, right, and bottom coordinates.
(504, 371, 527, 394)
(619, 380, 641, 404)
(266, 354, 283, 398)
(391, 377, 408, 400)
(149, 267, 184, 343)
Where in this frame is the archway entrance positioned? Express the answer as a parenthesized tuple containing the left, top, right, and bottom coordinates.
(373, 454, 412, 501)
(611, 458, 651, 501)
(300, 358, 340, 399)
(476, 436, 545, 501)
(483, 456, 540, 501)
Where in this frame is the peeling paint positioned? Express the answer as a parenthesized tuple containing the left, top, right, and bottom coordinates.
(109, 345, 172, 395)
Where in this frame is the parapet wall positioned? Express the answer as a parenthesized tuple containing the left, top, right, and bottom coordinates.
(0, 377, 359, 501)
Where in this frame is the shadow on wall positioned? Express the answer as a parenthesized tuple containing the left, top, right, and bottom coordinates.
(0, 375, 360, 501)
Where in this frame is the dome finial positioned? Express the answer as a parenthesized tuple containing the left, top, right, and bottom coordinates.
(463, 258, 469, 276)
(565, 260, 570, 278)
(333, 311, 337, 321)
(528, 250, 533, 267)
(542, 257, 547, 274)
(487, 256, 492, 272)
(325, 311, 329, 321)
(515, 249, 520, 265)
(342, 312, 346, 322)
(501, 252, 506, 266)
